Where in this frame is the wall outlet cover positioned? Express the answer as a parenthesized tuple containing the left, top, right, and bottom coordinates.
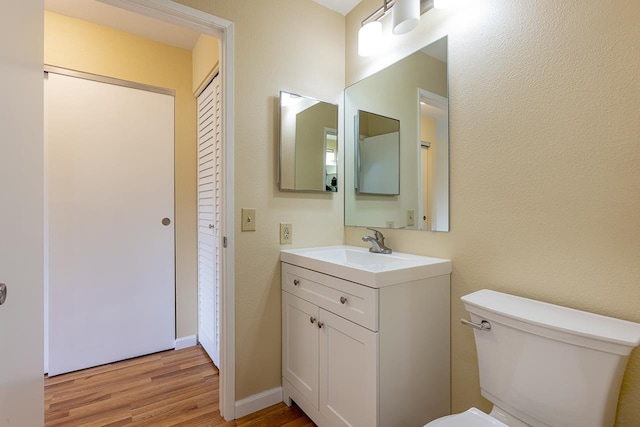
(280, 223, 292, 244)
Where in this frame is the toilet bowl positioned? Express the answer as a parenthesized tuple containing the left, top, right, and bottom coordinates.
(425, 407, 507, 427)
(425, 289, 640, 427)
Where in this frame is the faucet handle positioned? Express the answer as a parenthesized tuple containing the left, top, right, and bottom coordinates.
(366, 227, 384, 241)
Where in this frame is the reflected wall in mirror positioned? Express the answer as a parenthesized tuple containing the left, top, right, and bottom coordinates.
(345, 36, 449, 231)
(356, 110, 400, 195)
(279, 91, 338, 192)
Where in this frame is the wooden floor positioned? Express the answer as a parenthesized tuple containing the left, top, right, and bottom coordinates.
(45, 345, 315, 427)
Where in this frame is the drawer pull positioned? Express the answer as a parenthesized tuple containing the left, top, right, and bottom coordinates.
(310, 317, 316, 324)
(293, 279, 300, 286)
(317, 321, 324, 329)
(340, 296, 348, 305)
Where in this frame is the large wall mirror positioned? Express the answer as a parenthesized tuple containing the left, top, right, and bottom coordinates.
(345, 36, 449, 231)
(279, 91, 338, 192)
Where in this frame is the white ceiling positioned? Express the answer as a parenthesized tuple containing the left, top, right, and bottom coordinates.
(312, 0, 362, 15)
(45, 0, 364, 50)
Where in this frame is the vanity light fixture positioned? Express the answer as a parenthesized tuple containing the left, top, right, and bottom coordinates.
(392, 0, 420, 35)
(358, 0, 437, 56)
(433, 0, 450, 9)
(358, 0, 392, 56)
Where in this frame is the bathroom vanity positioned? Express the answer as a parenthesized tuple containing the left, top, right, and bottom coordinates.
(281, 246, 452, 427)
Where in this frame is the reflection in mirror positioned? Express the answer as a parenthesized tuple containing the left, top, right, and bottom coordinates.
(345, 36, 449, 231)
(356, 110, 400, 195)
(279, 91, 338, 192)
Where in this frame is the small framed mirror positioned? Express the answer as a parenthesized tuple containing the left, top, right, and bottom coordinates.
(279, 91, 338, 192)
(356, 110, 400, 195)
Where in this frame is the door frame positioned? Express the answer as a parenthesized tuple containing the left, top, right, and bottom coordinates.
(101, 0, 236, 420)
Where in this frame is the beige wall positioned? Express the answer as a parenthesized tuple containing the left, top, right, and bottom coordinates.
(346, 0, 640, 425)
(174, 0, 345, 400)
(44, 12, 198, 338)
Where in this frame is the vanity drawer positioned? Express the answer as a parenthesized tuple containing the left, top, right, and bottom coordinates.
(282, 262, 379, 331)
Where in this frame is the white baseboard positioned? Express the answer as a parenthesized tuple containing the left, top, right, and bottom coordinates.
(234, 386, 283, 419)
(174, 335, 197, 350)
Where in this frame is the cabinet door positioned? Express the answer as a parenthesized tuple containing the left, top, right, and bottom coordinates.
(282, 291, 319, 407)
(319, 309, 378, 427)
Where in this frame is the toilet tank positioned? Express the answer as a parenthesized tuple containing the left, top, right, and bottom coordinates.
(462, 289, 640, 427)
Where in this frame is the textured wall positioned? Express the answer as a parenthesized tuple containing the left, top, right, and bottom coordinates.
(44, 11, 198, 338)
(174, 0, 346, 400)
(345, 0, 640, 424)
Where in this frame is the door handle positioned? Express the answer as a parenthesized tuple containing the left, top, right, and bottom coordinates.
(0, 283, 6, 305)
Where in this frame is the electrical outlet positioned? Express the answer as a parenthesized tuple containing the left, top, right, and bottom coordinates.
(407, 209, 415, 227)
(386, 220, 394, 228)
(241, 208, 256, 231)
(280, 223, 292, 244)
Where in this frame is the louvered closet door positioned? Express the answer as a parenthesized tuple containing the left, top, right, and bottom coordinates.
(46, 72, 176, 376)
(198, 74, 221, 367)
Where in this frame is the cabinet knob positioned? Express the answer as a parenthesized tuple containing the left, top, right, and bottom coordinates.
(293, 279, 300, 286)
(340, 296, 348, 305)
(0, 282, 6, 306)
(317, 321, 324, 329)
(310, 317, 316, 324)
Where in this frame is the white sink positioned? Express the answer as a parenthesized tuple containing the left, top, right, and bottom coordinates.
(280, 245, 451, 288)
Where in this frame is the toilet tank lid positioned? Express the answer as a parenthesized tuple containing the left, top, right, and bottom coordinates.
(462, 289, 640, 349)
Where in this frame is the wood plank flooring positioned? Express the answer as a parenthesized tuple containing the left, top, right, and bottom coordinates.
(45, 345, 315, 426)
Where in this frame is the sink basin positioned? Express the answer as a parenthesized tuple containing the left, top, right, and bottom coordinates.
(280, 245, 451, 288)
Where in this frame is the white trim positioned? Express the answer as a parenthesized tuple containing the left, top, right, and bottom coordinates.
(419, 88, 448, 109)
(234, 387, 283, 419)
(98, 0, 229, 37)
(175, 335, 197, 350)
(100, 0, 236, 420)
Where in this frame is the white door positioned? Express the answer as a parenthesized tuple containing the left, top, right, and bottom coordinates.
(197, 75, 222, 366)
(0, 1, 44, 425)
(282, 292, 319, 407)
(46, 72, 176, 376)
(319, 309, 378, 427)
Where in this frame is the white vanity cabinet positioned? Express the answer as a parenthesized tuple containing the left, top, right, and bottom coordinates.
(281, 246, 451, 427)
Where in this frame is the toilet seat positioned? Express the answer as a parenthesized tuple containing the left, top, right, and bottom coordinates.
(425, 408, 509, 427)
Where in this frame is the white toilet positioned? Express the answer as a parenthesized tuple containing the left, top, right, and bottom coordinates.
(426, 289, 640, 427)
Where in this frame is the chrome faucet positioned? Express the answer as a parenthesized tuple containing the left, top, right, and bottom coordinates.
(362, 227, 392, 254)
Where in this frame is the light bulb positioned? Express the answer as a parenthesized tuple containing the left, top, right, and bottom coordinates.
(434, 0, 450, 9)
(358, 21, 382, 57)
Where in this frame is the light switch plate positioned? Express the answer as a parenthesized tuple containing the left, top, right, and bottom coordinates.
(280, 223, 292, 244)
(241, 208, 256, 231)
(407, 209, 415, 227)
